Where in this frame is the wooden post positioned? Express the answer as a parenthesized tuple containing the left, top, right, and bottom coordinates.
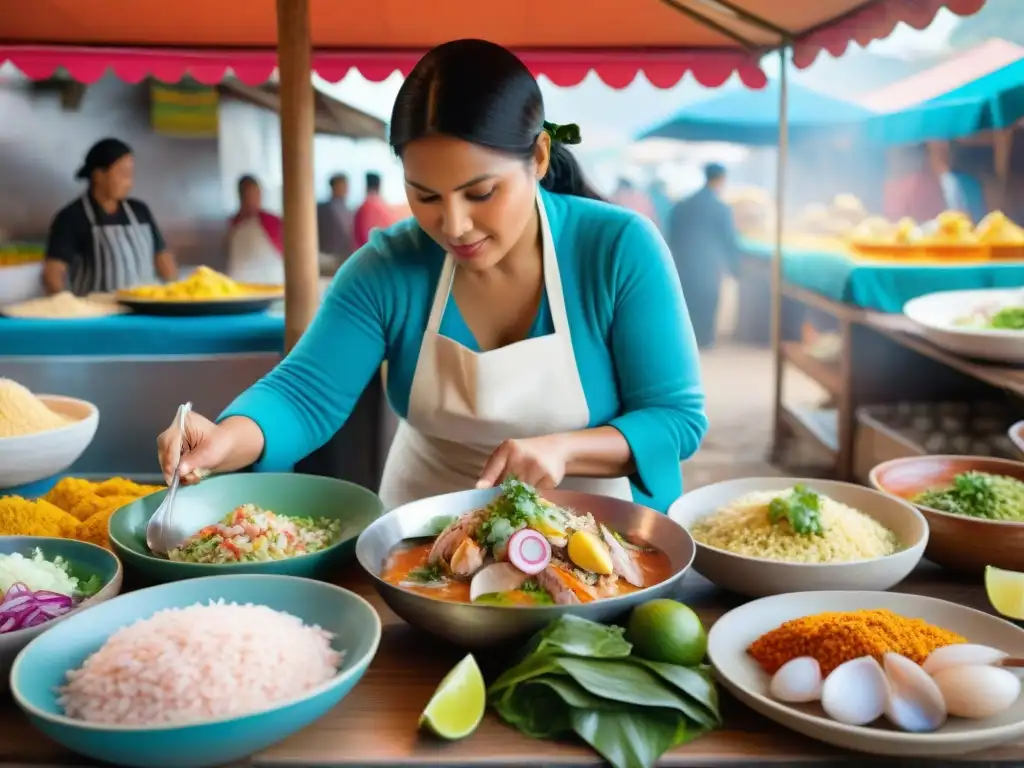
(770, 48, 790, 462)
(276, 0, 319, 352)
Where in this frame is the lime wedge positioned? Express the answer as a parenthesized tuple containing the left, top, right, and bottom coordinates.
(419, 654, 486, 740)
(985, 565, 1024, 620)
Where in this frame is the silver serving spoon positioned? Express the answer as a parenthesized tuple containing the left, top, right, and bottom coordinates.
(146, 402, 194, 557)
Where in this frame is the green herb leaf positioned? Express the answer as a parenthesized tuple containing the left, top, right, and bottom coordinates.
(628, 658, 720, 727)
(487, 613, 719, 768)
(767, 484, 824, 536)
(991, 306, 1024, 331)
(491, 681, 572, 739)
(74, 574, 104, 599)
(570, 707, 697, 768)
(404, 563, 446, 585)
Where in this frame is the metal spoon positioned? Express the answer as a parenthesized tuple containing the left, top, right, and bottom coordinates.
(146, 402, 193, 556)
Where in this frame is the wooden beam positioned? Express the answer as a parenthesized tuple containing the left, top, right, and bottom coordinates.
(275, 0, 319, 352)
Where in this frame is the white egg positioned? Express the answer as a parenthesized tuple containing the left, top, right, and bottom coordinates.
(821, 656, 888, 726)
(921, 644, 1008, 676)
(932, 665, 1021, 720)
(883, 653, 947, 733)
(769, 656, 822, 703)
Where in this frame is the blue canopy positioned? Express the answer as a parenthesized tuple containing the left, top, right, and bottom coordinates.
(635, 80, 874, 146)
(865, 57, 1024, 145)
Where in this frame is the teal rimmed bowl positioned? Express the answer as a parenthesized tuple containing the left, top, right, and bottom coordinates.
(0, 537, 122, 681)
(108, 473, 383, 584)
(11, 574, 381, 768)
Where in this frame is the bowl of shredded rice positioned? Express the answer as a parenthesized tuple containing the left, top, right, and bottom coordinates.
(109, 473, 383, 583)
(10, 573, 380, 768)
(0, 379, 99, 488)
(668, 477, 927, 598)
(0, 537, 121, 680)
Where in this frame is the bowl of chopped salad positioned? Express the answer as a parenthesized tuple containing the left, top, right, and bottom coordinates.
(871, 455, 1024, 573)
(0, 537, 122, 679)
(903, 288, 1024, 364)
(108, 473, 384, 584)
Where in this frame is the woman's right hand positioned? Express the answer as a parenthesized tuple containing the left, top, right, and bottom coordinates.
(156, 413, 264, 486)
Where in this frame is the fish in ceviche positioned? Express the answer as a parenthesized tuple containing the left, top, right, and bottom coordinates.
(381, 478, 672, 606)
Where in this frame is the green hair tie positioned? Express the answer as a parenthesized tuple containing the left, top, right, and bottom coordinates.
(543, 121, 582, 146)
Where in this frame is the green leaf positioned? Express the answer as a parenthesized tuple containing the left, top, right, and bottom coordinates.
(570, 707, 694, 768)
(767, 484, 823, 536)
(629, 658, 720, 726)
(490, 681, 572, 739)
(74, 573, 104, 599)
(528, 676, 630, 711)
(556, 657, 714, 725)
(528, 614, 632, 660)
(489, 654, 561, 698)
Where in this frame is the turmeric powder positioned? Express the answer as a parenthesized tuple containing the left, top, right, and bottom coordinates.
(0, 497, 80, 538)
(748, 609, 966, 677)
(0, 476, 163, 549)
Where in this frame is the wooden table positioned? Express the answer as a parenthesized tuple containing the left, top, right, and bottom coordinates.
(1, 565, 1021, 767)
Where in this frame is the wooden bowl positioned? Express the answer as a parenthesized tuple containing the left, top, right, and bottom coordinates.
(869, 455, 1024, 573)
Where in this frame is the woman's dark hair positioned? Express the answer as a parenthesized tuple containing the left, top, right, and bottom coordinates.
(237, 174, 259, 193)
(389, 39, 603, 201)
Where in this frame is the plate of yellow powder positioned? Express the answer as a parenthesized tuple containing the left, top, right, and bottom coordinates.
(709, 591, 1024, 757)
(0, 381, 99, 488)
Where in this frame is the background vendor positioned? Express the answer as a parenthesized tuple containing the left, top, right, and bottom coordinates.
(43, 138, 178, 296)
(226, 175, 285, 285)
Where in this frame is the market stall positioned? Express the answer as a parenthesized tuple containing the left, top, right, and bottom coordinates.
(0, 0, 1004, 766)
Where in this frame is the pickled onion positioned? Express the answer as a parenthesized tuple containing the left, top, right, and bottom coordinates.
(507, 528, 551, 575)
(0, 582, 74, 634)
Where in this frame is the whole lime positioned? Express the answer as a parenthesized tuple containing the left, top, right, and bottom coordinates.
(627, 599, 708, 666)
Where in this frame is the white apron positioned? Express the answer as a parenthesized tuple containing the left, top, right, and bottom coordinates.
(378, 192, 632, 509)
(226, 217, 285, 285)
(78, 196, 157, 295)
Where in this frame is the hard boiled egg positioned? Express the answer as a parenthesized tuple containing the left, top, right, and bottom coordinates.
(769, 656, 822, 703)
(567, 530, 614, 575)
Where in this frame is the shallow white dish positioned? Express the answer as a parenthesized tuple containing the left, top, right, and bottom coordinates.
(708, 590, 1024, 757)
(903, 288, 1024, 364)
(0, 262, 44, 305)
(0, 395, 99, 488)
(667, 477, 927, 598)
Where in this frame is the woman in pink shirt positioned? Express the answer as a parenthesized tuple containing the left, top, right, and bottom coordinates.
(226, 175, 285, 284)
(353, 172, 395, 247)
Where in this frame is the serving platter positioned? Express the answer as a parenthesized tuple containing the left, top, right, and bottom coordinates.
(708, 590, 1024, 756)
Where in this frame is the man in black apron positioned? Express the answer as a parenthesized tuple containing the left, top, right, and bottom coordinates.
(43, 138, 178, 296)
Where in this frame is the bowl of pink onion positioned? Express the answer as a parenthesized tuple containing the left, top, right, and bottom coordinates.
(0, 537, 122, 680)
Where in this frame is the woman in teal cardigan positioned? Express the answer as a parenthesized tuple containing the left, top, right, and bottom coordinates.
(157, 39, 708, 513)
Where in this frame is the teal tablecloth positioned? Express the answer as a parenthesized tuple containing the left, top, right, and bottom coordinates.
(742, 238, 1024, 312)
(0, 313, 285, 356)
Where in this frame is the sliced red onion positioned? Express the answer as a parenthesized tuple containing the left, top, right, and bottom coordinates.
(0, 582, 74, 634)
(507, 528, 552, 575)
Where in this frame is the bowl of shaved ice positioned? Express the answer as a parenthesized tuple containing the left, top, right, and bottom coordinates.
(0, 536, 122, 679)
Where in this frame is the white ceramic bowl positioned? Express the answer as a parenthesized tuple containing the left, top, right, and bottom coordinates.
(667, 477, 927, 598)
(709, 591, 1024, 756)
(903, 288, 1024, 364)
(0, 262, 44, 305)
(0, 395, 99, 488)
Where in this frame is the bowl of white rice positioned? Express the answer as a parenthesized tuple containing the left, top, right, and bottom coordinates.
(10, 574, 381, 768)
(668, 477, 927, 598)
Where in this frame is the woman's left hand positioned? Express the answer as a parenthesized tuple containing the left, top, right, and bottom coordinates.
(476, 435, 569, 490)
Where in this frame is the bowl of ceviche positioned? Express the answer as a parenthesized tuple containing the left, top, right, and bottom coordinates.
(0, 537, 122, 680)
(108, 473, 384, 584)
(870, 455, 1024, 574)
(355, 478, 696, 647)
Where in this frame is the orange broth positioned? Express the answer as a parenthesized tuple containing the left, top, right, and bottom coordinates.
(381, 538, 674, 605)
